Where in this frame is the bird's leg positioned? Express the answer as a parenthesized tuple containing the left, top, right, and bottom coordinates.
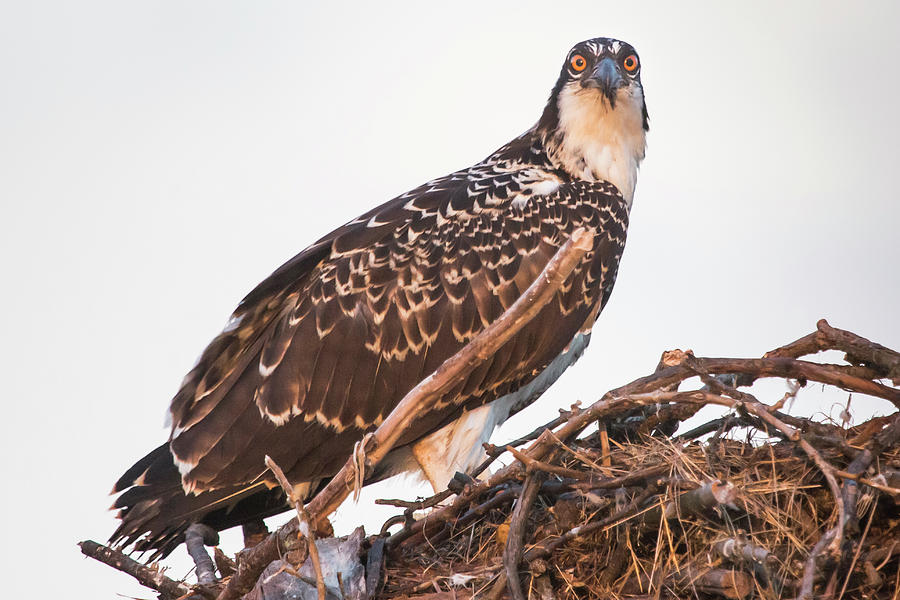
(184, 523, 219, 585)
(241, 518, 269, 550)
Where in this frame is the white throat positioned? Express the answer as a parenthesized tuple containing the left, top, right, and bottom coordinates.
(551, 84, 647, 208)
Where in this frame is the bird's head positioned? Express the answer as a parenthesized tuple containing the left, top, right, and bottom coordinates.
(538, 38, 649, 203)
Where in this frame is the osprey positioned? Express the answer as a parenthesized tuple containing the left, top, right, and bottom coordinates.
(111, 37, 648, 557)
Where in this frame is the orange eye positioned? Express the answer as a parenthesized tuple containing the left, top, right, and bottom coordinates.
(570, 54, 587, 72)
(623, 54, 639, 73)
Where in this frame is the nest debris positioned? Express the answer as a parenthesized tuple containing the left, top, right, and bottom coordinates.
(378, 418, 900, 599)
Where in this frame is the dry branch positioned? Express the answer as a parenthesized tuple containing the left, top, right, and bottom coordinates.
(502, 471, 545, 600)
(815, 319, 900, 383)
(78, 540, 195, 599)
(265, 455, 326, 600)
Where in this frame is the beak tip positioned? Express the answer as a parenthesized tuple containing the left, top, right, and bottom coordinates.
(585, 57, 624, 106)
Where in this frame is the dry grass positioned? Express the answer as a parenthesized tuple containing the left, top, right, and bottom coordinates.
(378, 418, 900, 599)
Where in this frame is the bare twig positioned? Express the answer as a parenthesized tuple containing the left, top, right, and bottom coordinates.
(571, 464, 671, 491)
(524, 483, 661, 561)
(506, 445, 588, 480)
(503, 472, 546, 600)
(762, 319, 900, 384)
(763, 331, 823, 360)
(816, 319, 900, 383)
(78, 540, 195, 600)
(796, 529, 837, 600)
(418, 484, 523, 549)
(841, 413, 900, 530)
(265, 455, 326, 600)
(676, 414, 739, 441)
(484, 571, 509, 600)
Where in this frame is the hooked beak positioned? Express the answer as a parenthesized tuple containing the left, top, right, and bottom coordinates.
(583, 57, 624, 106)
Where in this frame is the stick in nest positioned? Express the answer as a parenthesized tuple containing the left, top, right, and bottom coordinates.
(264, 455, 326, 600)
(502, 471, 546, 600)
(77, 540, 195, 600)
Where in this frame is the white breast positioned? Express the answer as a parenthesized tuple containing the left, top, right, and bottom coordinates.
(554, 84, 647, 208)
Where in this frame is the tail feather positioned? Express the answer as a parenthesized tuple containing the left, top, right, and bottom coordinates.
(111, 443, 171, 494)
(111, 439, 401, 559)
(110, 442, 290, 559)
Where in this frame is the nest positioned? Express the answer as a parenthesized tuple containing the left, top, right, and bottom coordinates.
(80, 319, 900, 600)
(378, 418, 900, 599)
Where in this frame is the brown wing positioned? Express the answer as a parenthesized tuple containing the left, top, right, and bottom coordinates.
(165, 172, 628, 492)
(111, 170, 628, 555)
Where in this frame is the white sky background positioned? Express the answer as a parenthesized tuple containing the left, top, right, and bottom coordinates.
(1, 1, 898, 597)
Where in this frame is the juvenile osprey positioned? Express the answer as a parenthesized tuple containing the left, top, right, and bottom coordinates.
(111, 37, 648, 557)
